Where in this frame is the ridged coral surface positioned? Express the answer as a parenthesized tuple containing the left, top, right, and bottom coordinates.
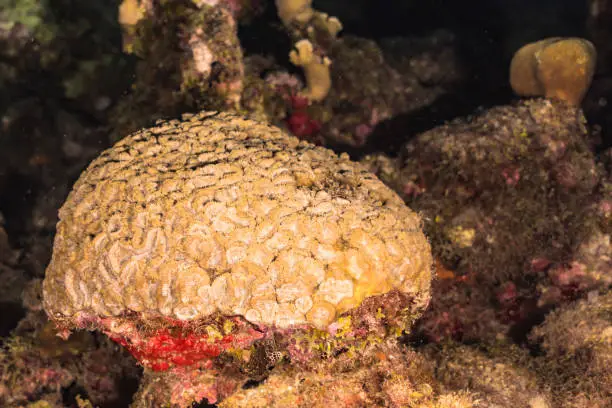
(43, 111, 431, 330)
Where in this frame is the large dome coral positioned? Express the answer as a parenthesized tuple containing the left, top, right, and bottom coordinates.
(43, 111, 431, 329)
(42, 111, 432, 405)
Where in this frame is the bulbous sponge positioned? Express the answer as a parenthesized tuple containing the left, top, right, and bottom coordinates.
(42, 111, 432, 331)
(510, 37, 596, 106)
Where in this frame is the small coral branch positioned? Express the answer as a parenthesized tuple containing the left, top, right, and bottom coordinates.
(289, 39, 332, 102)
(275, 0, 342, 104)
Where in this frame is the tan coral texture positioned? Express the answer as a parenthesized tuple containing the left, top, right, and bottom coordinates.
(43, 111, 431, 330)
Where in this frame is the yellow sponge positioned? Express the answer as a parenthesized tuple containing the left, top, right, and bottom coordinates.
(509, 37, 596, 106)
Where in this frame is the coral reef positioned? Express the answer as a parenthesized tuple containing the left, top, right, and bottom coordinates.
(43, 111, 432, 406)
(1, 2, 611, 407)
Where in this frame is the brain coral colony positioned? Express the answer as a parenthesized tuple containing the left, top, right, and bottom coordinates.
(42, 112, 433, 407)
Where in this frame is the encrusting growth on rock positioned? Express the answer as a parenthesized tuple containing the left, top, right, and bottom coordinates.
(42, 111, 432, 406)
(220, 340, 478, 408)
(530, 291, 612, 408)
(510, 37, 597, 106)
